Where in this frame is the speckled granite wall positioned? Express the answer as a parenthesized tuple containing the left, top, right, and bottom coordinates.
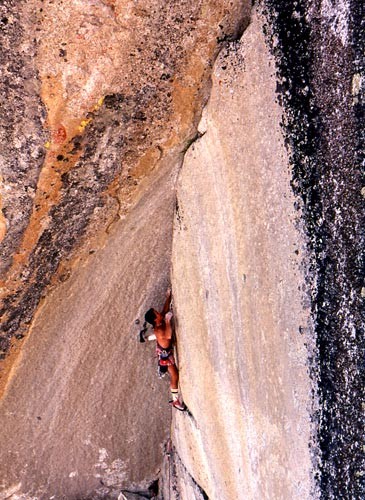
(170, 7, 315, 498)
(0, 1, 250, 497)
(0, 0, 363, 498)
(0, 0, 249, 391)
(167, 1, 364, 498)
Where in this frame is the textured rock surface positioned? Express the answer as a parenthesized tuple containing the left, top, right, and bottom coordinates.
(167, 1, 364, 498)
(170, 6, 315, 499)
(0, 0, 363, 498)
(263, 1, 364, 497)
(0, 157, 177, 497)
(0, 0, 249, 390)
(0, 0, 250, 497)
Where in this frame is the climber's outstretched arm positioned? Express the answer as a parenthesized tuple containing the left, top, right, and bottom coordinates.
(163, 311, 172, 340)
(162, 287, 171, 315)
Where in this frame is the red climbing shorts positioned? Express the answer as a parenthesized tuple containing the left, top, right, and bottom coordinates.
(156, 343, 175, 366)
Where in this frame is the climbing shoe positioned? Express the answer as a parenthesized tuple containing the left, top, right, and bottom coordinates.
(171, 399, 186, 411)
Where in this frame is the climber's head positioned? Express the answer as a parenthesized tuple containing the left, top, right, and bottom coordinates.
(145, 308, 157, 327)
(145, 308, 164, 328)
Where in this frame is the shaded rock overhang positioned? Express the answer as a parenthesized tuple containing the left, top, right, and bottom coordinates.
(0, 0, 250, 394)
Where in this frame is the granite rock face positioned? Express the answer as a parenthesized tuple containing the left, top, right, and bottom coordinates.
(263, 1, 364, 497)
(0, 0, 250, 497)
(0, 0, 249, 389)
(169, 7, 315, 499)
(0, 157, 177, 498)
(167, 1, 363, 498)
(0, 0, 363, 498)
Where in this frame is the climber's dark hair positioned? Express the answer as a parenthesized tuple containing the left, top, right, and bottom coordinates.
(145, 308, 156, 327)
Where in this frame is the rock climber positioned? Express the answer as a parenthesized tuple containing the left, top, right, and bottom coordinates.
(140, 288, 185, 411)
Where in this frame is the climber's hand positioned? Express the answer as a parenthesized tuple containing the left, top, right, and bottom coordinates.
(162, 288, 172, 315)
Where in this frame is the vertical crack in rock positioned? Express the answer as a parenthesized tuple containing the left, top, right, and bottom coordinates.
(262, 0, 365, 497)
(170, 4, 315, 497)
(159, 444, 209, 500)
(0, 1, 254, 497)
(0, 0, 250, 394)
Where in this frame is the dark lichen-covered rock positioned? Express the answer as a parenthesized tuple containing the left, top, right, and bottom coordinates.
(263, 0, 365, 497)
(0, 0, 47, 273)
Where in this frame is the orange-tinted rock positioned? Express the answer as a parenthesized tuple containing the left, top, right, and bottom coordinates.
(0, 0, 250, 497)
(51, 124, 67, 144)
(0, 0, 249, 388)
